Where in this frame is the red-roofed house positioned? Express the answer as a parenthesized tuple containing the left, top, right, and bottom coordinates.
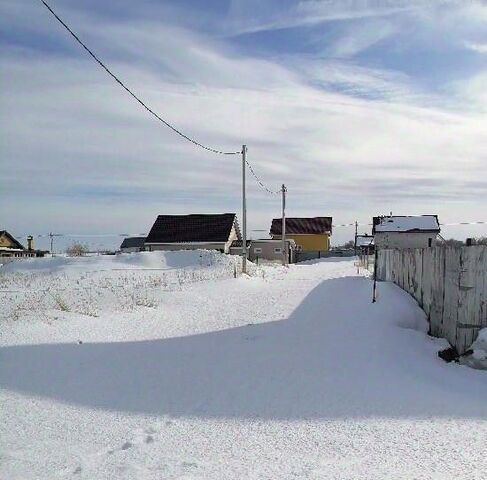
(269, 217, 332, 252)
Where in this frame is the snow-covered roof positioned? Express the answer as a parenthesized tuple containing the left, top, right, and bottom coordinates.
(373, 215, 440, 233)
(356, 236, 374, 247)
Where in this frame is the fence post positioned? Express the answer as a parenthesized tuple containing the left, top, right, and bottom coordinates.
(372, 248, 379, 302)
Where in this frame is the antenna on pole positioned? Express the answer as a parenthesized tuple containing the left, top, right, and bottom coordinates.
(49, 232, 63, 256)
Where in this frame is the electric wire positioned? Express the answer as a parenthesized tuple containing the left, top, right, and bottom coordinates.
(38, 0, 240, 155)
(244, 158, 281, 195)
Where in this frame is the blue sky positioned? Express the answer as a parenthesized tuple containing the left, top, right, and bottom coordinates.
(1, 0, 487, 249)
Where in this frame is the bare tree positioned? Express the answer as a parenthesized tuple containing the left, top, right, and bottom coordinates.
(472, 237, 487, 246)
(442, 238, 463, 247)
(66, 242, 89, 257)
(334, 240, 355, 249)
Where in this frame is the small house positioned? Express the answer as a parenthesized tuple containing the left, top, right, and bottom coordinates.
(0, 231, 44, 259)
(145, 213, 241, 254)
(355, 234, 374, 254)
(270, 217, 332, 253)
(229, 239, 297, 263)
(372, 215, 440, 249)
(120, 237, 146, 253)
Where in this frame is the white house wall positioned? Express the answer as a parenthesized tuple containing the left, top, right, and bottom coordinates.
(375, 232, 438, 249)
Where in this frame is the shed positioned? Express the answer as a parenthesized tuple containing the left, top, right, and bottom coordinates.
(372, 215, 440, 249)
(120, 237, 146, 253)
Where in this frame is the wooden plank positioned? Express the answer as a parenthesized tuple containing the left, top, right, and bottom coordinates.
(458, 246, 487, 352)
(429, 247, 446, 338)
(421, 248, 432, 317)
(442, 247, 462, 350)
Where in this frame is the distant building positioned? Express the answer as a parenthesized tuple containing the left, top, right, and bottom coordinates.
(229, 239, 297, 263)
(270, 217, 332, 252)
(120, 237, 146, 253)
(355, 234, 374, 254)
(0, 231, 44, 259)
(145, 213, 241, 254)
(372, 215, 440, 249)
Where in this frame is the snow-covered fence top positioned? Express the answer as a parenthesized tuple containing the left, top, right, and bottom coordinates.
(376, 245, 487, 354)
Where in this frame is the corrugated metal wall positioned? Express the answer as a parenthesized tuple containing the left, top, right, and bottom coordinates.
(376, 246, 487, 353)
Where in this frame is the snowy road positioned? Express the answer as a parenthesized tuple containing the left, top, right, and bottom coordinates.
(1, 256, 486, 479)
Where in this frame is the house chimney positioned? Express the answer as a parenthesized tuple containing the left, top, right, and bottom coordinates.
(27, 235, 33, 251)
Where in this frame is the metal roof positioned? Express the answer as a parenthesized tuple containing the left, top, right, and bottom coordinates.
(146, 214, 238, 244)
(270, 217, 332, 235)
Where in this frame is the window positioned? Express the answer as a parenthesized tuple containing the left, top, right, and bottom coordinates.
(274, 247, 282, 254)
(428, 238, 432, 247)
(254, 248, 262, 254)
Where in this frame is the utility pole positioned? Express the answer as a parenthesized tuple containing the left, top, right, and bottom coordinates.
(49, 232, 62, 256)
(281, 184, 287, 266)
(354, 220, 358, 256)
(242, 145, 247, 274)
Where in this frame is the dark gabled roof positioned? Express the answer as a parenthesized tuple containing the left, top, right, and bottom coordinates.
(270, 217, 333, 236)
(372, 215, 440, 234)
(0, 230, 25, 250)
(230, 240, 252, 248)
(120, 237, 146, 249)
(146, 214, 238, 244)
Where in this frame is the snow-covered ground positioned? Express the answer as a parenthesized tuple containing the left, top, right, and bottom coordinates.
(1, 252, 486, 479)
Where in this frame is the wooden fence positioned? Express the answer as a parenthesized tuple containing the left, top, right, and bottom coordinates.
(376, 246, 487, 354)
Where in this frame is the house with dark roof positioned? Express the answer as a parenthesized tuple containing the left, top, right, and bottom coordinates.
(0, 231, 44, 260)
(120, 237, 146, 253)
(269, 217, 332, 252)
(145, 214, 241, 254)
(372, 215, 440, 249)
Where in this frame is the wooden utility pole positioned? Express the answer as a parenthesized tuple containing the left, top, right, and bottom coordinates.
(281, 184, 287, 265)
(242, 145, 247, 274)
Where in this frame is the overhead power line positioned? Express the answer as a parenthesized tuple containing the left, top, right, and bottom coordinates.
(244, 158, 280, 195)
(38, 0, 240, 155)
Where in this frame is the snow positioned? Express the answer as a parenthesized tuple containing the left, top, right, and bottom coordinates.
(355, 236, 374, 247)
(374, 215, 439, 232)
(1, 253, 486, 479)
(461, 328, 487, 370)
(1, 250, 230, 274)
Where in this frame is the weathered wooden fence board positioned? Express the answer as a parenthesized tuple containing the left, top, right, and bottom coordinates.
(377, 245, 487, 353)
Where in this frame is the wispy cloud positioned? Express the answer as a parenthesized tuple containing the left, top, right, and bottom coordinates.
(464, 41, 487, 53)
(225, 0, 427, 36)
(1, 0, 487, 247)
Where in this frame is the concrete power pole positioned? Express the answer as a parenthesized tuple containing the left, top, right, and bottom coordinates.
(281, 184, 287, 265)
(354, 220, 358, 255)
(242, 145, 247, 274)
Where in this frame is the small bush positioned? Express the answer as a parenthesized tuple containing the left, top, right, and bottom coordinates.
(66, 243, 89, 257)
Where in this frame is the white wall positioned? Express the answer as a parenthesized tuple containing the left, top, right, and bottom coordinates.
(146, 243, 226, 252)
(120, 247, 142, 253)
(375, 232, 437, 249)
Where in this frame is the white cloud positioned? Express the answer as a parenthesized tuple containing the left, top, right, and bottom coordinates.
(1, 1, 487, 248)
(464, 41, 487, 53)
(225, 0, 428, 35)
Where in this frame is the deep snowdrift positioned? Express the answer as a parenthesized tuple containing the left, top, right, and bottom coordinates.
(1, 258, 486, 479)
(1, 249, 236, 274)
(0, 250, 248, 320)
